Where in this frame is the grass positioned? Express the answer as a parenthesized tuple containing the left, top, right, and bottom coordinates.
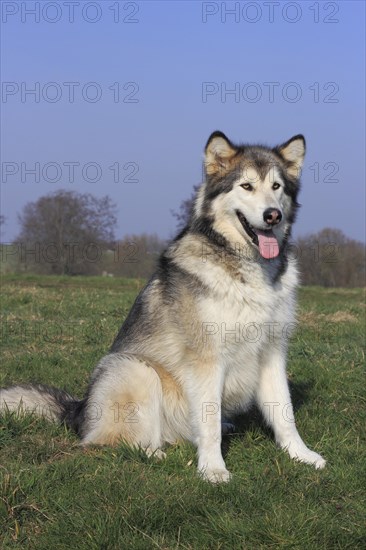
(0, 274, 365, 549)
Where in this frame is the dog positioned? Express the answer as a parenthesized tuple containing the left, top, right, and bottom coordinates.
(0, 131, 326, 482)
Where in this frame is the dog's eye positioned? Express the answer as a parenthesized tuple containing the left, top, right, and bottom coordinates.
(240, 183, 253, 191)
(272, 182, 280, 190)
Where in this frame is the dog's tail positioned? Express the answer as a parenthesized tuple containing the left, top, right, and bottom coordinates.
(0, 383, 86, 434)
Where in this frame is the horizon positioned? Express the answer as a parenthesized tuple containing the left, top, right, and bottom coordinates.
(0, 184, 365, 246)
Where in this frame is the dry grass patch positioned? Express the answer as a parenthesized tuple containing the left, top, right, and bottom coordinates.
(300, 310, 358, 326)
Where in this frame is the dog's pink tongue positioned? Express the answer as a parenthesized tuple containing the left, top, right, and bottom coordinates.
(257, 230, 279, 259)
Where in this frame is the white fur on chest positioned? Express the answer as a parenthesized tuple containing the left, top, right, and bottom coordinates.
(199, 258, 297, 345)
(198, 259, 298, 412)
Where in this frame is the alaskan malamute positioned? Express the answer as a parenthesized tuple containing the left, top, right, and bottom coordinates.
(1, 132, 326, 482)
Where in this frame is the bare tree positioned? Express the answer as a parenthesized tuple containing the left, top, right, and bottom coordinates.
(0, 215, 5, 238)
(110, 233, 166, 278)
(171, 183, 200, 231)
(16, 190, 117, 275)
(296, 228, 365, 287)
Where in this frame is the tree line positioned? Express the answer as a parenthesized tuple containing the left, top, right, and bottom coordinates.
(1, 190, 364, 287)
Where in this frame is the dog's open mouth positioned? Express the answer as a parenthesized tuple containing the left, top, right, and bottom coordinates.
(236, 211, 280, 260)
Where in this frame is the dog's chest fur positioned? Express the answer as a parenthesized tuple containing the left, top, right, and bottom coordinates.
(197, 257, 298, 410)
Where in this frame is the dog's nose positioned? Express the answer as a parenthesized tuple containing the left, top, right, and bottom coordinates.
(263, 208, 282, 225)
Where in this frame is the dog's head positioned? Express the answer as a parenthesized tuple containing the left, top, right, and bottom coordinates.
(197, 131, 305, 259)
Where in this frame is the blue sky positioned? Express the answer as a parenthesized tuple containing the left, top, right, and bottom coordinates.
(1, 0, 365, 242)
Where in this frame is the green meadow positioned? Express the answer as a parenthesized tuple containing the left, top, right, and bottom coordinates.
(1, 275, 365, 549)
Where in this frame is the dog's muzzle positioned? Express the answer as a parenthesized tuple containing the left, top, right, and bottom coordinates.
(236, 211, 280, 260)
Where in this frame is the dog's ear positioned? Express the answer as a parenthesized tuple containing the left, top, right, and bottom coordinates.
(277, 135, 305, 179)
(205, 131, 237, 175)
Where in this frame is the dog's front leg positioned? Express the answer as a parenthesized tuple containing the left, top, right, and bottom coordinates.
(256, 346, 326, 469)
(187, 367, 231, 483)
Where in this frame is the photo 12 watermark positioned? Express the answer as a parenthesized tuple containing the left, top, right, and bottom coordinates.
(0, 241, 145, 266)
(201, 321, 297, 345)
(1, 1, 140, 24)
(201, 81, 339, 104)
(1, 161, 139, 184)
(201, 157, 340, 184)
(201, 2, 340, 24)
(201, 401, 295, 424)
(1, 319, 81, 344)
(2, 81, 140, 104)
(200, 241, 341, 265)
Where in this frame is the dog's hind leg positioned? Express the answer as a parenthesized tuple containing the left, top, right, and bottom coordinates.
(80, 354, 164, 456)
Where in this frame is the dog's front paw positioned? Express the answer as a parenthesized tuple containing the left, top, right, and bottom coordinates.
(284, 443, 326, 469)
(199, 467, 232, 483)
(299, 450, 326, 469)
